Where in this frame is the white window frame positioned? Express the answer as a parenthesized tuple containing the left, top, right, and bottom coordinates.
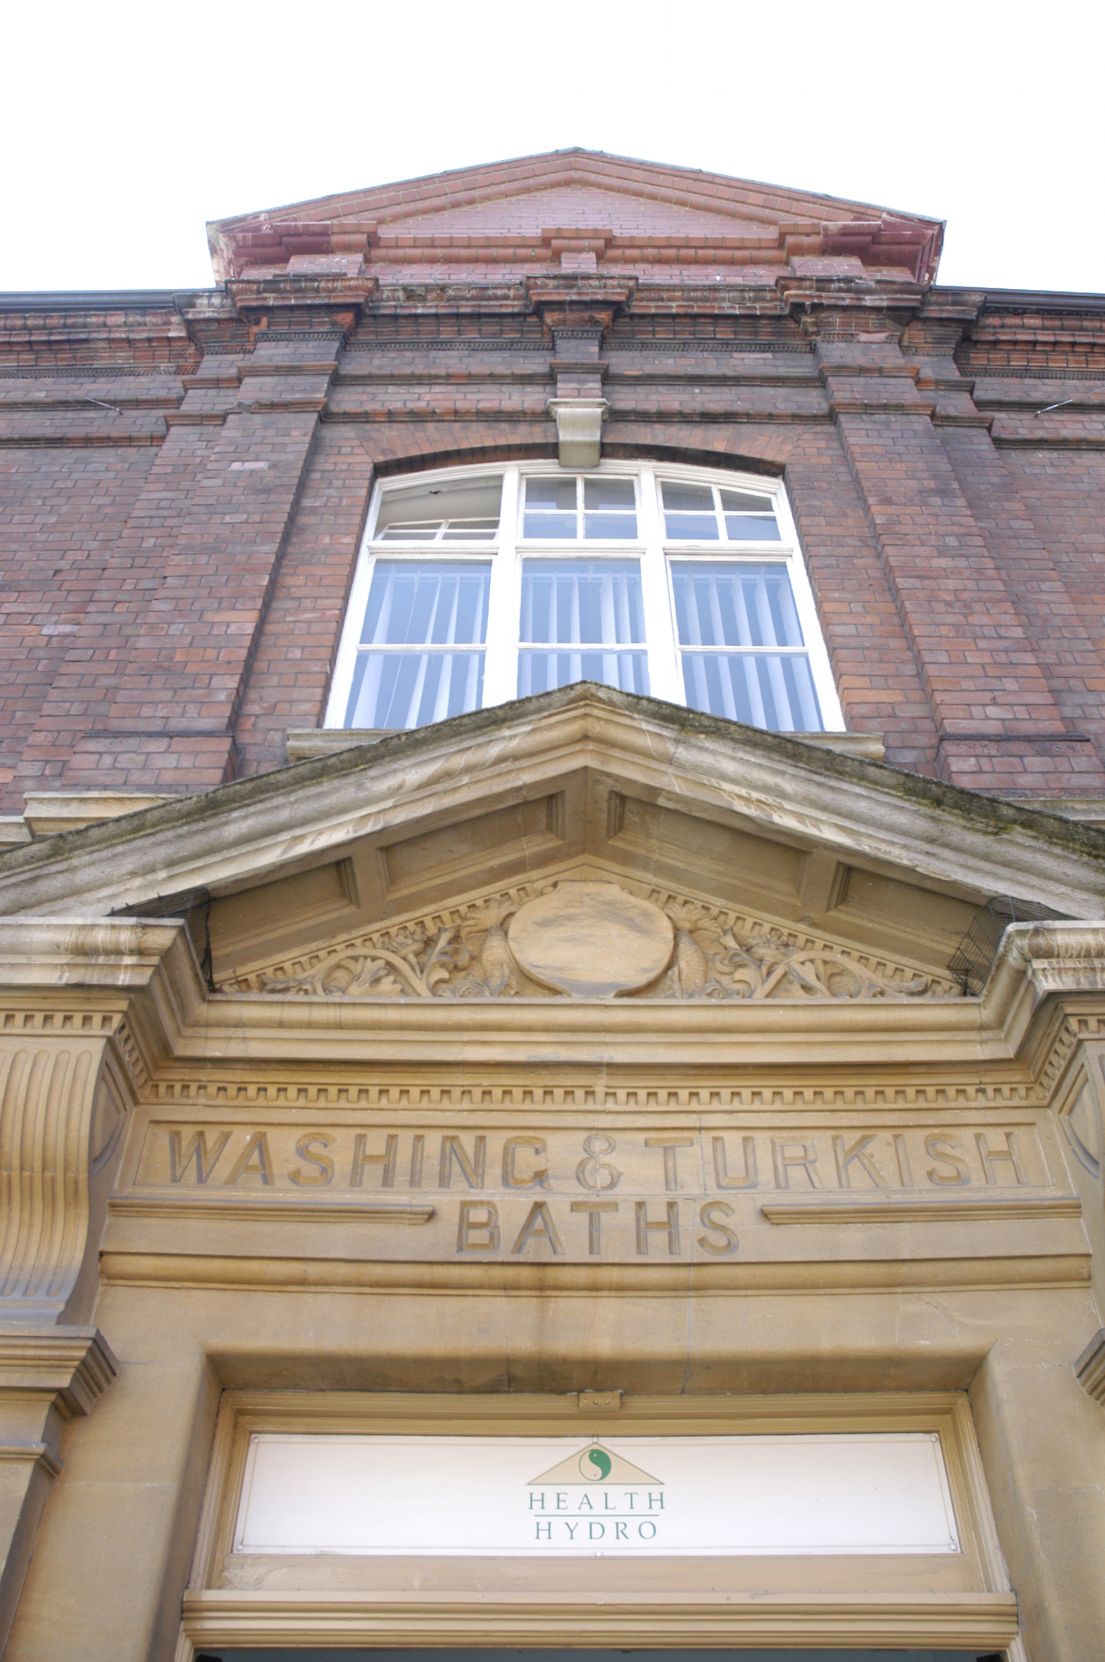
(325, 460, 844, 733)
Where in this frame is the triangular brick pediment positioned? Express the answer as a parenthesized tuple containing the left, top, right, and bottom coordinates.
(209, 149, 943, 284)
(378, 185, 767, 239)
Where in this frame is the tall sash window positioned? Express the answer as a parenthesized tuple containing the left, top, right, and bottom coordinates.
(328, 463, 842, 735)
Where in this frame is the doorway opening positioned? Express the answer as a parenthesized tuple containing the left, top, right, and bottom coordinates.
(193, 1648, 1004, 1661)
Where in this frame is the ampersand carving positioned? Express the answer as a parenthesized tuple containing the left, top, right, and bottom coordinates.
(575, 1132, 622, 1192)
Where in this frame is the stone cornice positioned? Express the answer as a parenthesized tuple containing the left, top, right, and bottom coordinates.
(983, 922, 1105, 1053)
(0, 918, 188, 988)
(180, 1588, 1018, 1650)
(0, 918, 204, 1087)
(1, 688, 1104, 924)
(995, 922, 1105, 995)
(0, 912, 1101, 1076)
(3, 869, 1105, 1083)
(0, 1326, 116, 1417)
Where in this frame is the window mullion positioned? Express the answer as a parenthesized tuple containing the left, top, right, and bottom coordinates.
(638, 463, 681, 703)
(481, 466, 521, 709)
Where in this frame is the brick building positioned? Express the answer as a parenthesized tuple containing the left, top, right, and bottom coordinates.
(0, 151, 1104, 1660)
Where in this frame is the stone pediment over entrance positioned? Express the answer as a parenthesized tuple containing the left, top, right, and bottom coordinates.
(2, 687, 1104, 1005)
(208, 149, 944, 285)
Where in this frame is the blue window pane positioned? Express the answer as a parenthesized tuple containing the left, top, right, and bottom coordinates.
(661, 482, 713, 512)
(664, 512, 718, 540)
(520, 559, 644, 645)
(361, 561, 491, 647)
(345, 650, 486, 729)
(671, 563, 804, 649)
(526, 477, 576, 511)
(719, 488, 773, 512)
(584, 513, 637, 539)
(523, 511, 576, 539)
(584, 478, 635, 509)
(680, 652, 823, 731)
(724, 514, 781, 541)
(518, 650, 650, 698)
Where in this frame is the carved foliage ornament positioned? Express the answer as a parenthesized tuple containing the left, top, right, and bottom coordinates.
(225, 879, 953, 1002)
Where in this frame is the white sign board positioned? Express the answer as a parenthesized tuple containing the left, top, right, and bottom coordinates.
(235, 1433, 960, 1557)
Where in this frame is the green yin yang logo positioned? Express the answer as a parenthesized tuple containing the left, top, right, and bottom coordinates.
(578, 1445, 612, 1481)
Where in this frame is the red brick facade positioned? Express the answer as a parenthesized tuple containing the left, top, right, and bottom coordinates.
(3, 151, 1105, 812)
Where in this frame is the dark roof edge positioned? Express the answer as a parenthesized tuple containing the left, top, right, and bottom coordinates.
(0, 289, 215, 312)
(933, 284, 1105, 313)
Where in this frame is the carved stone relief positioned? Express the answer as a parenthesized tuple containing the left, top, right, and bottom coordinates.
(224, 877, 957, 1001)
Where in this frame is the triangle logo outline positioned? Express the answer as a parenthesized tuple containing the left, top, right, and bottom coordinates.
(527, 1440, 663, 1486)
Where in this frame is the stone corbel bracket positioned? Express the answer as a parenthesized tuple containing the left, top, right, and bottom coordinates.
(546, 396, 609, 468)
(0, 920, 203, 1328)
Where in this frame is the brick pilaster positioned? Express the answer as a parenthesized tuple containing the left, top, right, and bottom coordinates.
(812, 317, 1105, 795)
(19, 330, 349, 795)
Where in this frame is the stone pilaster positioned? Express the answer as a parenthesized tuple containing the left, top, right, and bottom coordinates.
(0, 919, 199, 1645)
(972, 1340, 1105, 1662)
(0, 1327, 115, 1653)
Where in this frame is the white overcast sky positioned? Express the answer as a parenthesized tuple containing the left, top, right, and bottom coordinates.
(4, 1, 1103, 296)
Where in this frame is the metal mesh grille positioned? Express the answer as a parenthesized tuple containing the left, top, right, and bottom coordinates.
(947, 896, 1060, 995)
